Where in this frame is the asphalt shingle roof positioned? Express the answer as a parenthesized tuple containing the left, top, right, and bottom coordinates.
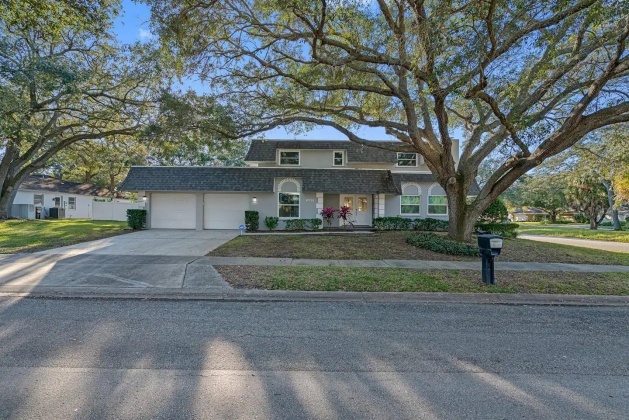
(119, 167, 404, 194)
(19, 175, 114, 197)
(245, 140, 415, 163)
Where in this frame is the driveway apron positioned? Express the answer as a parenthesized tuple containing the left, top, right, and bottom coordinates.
(0, 230, 238, 291)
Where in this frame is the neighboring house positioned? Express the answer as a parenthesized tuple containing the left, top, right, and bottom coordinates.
(509, 207, 549, 222)
(11, 175, 119, 219)
(120, 139, 479, 230)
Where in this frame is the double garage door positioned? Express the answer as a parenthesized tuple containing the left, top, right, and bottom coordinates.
(150, 193, 248, 229)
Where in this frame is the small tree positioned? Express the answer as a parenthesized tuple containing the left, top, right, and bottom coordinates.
(320, 207, 335, 227)
(567, 177, 609, 230)
(479, 198, 508, 223)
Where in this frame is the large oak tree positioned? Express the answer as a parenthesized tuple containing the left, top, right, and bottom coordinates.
(0, 0, 159, 218)
(148, 0, 629, 241)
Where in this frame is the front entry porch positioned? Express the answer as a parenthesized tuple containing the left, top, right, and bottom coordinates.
(319, 193, 387, 228)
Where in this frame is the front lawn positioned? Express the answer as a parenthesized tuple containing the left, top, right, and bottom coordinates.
(209, 232, 629, 266)
(0, 219, 128, 253)
(517, 223, 629, 243)
(215, 266, 629, 295)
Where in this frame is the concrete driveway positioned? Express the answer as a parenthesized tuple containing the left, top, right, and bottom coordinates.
(0, 230, 238, 291)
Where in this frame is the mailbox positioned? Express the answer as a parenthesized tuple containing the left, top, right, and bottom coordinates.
(477, 234, 503, 285)
(478, 234, 503, 255)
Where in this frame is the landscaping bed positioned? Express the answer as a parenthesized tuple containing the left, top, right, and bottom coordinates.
(0, 219, 129, 253)
(209, 231, 629, 265)
(215, 266, 629, 295)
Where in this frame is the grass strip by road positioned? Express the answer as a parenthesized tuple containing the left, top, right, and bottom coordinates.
(215, 266, 629, 295)
(210, 232, 629, 266)
(0, 219, 128, 253)
(517, 224, 629, 243)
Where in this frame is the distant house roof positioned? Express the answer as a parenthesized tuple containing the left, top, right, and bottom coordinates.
(511, 207, 548, 215)
(120, 166, 481, 195)
(19, 175, 114, 197)
(245, 140, 416, 163)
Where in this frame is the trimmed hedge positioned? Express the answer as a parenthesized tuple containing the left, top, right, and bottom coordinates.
(406, 232, 480, 256)
(245, 211, 259, 231)
(474, 222, 519, 238)
(127, 209, 146, 230)
(264, 216, 279, 231)
(285, 218, 322, 231)
(373, 216, 449, 232)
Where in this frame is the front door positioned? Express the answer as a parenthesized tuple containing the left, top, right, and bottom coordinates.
(339, 194, 371, 226)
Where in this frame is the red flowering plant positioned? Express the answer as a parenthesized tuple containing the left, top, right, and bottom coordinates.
(320, 207, 335, 227)
(338, 205, 354, 228)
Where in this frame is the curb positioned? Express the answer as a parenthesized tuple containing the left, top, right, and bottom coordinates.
(1, 286, 628, 306)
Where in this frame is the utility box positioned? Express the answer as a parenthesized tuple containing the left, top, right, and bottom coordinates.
(48, 207, 66, 219)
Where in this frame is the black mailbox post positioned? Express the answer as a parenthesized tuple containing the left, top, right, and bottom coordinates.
(477, 234, 503, 285)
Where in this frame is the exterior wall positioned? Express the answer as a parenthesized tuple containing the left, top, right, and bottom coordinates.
(13, 189, 94, 219)
(383, 183, 449, 220)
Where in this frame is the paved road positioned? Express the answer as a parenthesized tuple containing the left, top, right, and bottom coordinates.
(1, 298, 627, 419)
(519, 234, 629, 253)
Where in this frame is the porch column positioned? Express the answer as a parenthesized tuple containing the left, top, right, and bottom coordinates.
(378, 193, 386, 217)
(315, 192, 324, 229)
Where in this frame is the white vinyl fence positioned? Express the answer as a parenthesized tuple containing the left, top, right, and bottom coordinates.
(92, 201, 145, 221)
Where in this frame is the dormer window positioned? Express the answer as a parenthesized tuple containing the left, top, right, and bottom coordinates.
(397, 152, 418, 167)
(279, 150, 300, 166)
(333, 151, 345, 166)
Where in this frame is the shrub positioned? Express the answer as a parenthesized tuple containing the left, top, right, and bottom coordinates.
(127, 209, 146, 230)
(373, 216, 412, 230)
(320, 207, 335, 227)
(245, 210, 259, 231)
(574, 213, 588, 223)
(479, 198, 508, 223)
(412, 217, 449, 232)
(338, 205, 353, 227)
(407, 232, 479, 256)
(264, 216, 279, 231)
(475, 222, 519, 238)
(285, 219, 308, 230)
(307, 218, 322, 230)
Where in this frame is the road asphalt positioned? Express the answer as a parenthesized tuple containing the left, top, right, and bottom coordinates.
(0, 298, 627, 419)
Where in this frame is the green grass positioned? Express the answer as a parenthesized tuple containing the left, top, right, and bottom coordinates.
(216, 266, 629, 295)
(0, 219, 128, 253)
(517, 223, 629, 243)
(210, 231, 629, 266)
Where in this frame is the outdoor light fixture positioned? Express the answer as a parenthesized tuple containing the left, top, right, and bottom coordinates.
(142, 195, 147, 202)
(252, 196, 258, 204)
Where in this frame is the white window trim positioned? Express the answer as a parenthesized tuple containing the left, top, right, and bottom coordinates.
(399, 183, 422, 215)
(68, 197, 76, 210)
(396, 152, 419, 167)
(33, 194, 44, 206)
(332, 150, 345, 167)
(427, 183, 448, 216)
(277, 178, 301, 219)
(278, 150, 301, 166)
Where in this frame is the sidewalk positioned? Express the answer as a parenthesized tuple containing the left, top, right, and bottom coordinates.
(519, 234, 629, 253)
(204, 256, 629, 273)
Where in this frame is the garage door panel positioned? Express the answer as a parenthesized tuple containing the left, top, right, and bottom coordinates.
(204, 194, 249, 229)
(151, 193, 196, 229)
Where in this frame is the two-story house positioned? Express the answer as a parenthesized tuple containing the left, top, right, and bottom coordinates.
(119, 140, 478, 230)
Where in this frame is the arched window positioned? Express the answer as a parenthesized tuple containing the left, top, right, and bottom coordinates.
(400, 183, 421, 215)
(278, 178, 300, 218)
(428, 184, 448, 215)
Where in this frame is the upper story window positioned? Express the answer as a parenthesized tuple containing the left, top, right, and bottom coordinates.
(397, 152, 418, 167)
(333, 151, 345, 166)
(279, 150, 300, 166)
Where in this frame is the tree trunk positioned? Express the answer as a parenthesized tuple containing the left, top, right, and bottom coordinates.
(549, 211, 558, 223)
(601, 179, 621, 230)
(0, 182, 20, 220)
(589, 217, 597, 230)
(446, 181, 482, 242)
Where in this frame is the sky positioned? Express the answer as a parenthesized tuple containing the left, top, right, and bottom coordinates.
(112, 0, 393, 141)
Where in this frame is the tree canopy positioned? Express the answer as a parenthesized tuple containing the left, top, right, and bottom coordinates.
(146, 0, 629, 240)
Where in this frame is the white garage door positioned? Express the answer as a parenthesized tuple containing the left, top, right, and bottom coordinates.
(151, 193, 196, 229)
(204, 194, 249, 229)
